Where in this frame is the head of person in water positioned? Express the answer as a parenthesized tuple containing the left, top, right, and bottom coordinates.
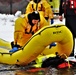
(28, 11, 40, 26)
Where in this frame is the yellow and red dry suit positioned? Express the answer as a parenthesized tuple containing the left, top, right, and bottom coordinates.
(14, 13, 49, 46)
(25, 0, 54, 23)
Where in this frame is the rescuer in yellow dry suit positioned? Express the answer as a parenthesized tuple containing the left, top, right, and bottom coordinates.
(25, 0, 54, 24)
(9, 11, 49, 52)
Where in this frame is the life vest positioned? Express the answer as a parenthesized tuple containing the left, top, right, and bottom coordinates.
(69, 0, 76, 9)
(62, 0, 76, 14)
(63, 0, 76, 9)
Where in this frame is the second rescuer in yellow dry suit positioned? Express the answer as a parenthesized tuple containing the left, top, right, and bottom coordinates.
(9, 11, 49, 52)
(25, 0, 54, 24)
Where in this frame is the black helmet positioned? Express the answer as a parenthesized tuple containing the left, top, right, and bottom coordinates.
(33, 0, 41, 3)
(28, 11, 40, 26)
(28, 11, 40, 21)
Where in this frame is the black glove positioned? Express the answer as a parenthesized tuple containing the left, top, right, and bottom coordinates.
(11, 41, 21, 48)
(9, 41, 21, 53)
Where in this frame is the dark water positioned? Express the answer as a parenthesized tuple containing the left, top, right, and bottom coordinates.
(0, 64, 76, 75)
(15, 68, 76, 75)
